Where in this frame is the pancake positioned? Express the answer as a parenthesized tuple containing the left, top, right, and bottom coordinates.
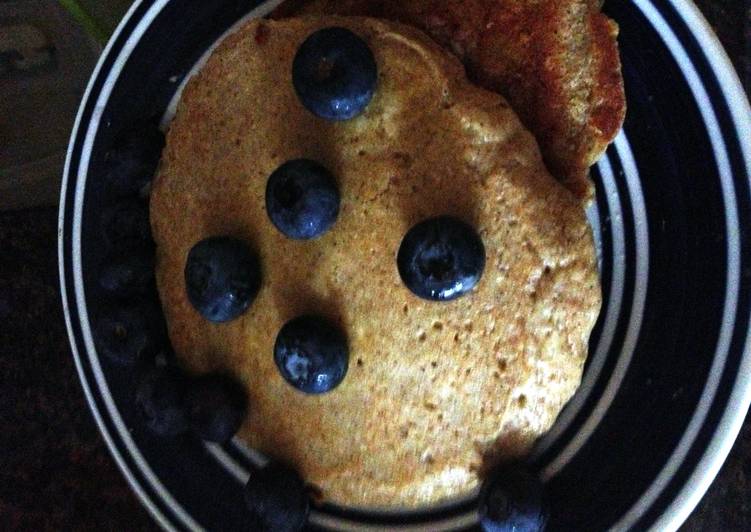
(272, 0, 626, 200)
(150, 16, 600, 508)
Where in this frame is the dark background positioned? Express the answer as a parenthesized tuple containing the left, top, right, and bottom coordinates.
(1, 0, 749, 529)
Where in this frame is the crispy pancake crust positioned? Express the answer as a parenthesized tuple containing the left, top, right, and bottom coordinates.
(273, 0, 626, 199)
(151, 17, 600, 507)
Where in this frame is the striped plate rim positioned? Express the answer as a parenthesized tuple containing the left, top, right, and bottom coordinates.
(58, 0, 751, 530)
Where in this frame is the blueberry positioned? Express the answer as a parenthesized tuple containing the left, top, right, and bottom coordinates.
(245, 462, 309, 532)
(185, 236, 261, 323)
(104, 122, 165, 194)
(185, 373, 247, 443)
(101, 198, 152, 250)
(98, 247, 155, 297)
(265, 159, 340, 240)
(274, 315, 348, 394)
(135, 366, 189, 437)
(292, 27, 377, 121)
(479, 466, 547, 532)
(94, 305, 156, 365)
(397, 216, 485, 301)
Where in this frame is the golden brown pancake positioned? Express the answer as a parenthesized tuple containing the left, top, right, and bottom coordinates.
(151, 16, 600, 508)
(272, 0, 626, 200)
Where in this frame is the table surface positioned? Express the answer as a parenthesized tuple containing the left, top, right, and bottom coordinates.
(1, 0, 749, 530)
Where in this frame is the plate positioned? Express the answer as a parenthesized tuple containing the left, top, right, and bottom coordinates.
(59, 0, 751, 530)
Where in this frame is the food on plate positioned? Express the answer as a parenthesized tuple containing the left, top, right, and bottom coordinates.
(479, 463, 548, 531)
(244, 461, 310, 532)
(149, 16, 601, 509)
(272, 0, 626, 199)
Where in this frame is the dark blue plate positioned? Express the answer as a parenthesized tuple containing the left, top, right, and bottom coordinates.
(59, 1, 751, 530)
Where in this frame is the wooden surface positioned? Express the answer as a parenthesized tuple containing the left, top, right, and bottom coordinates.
(0, 1, 748, 530)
